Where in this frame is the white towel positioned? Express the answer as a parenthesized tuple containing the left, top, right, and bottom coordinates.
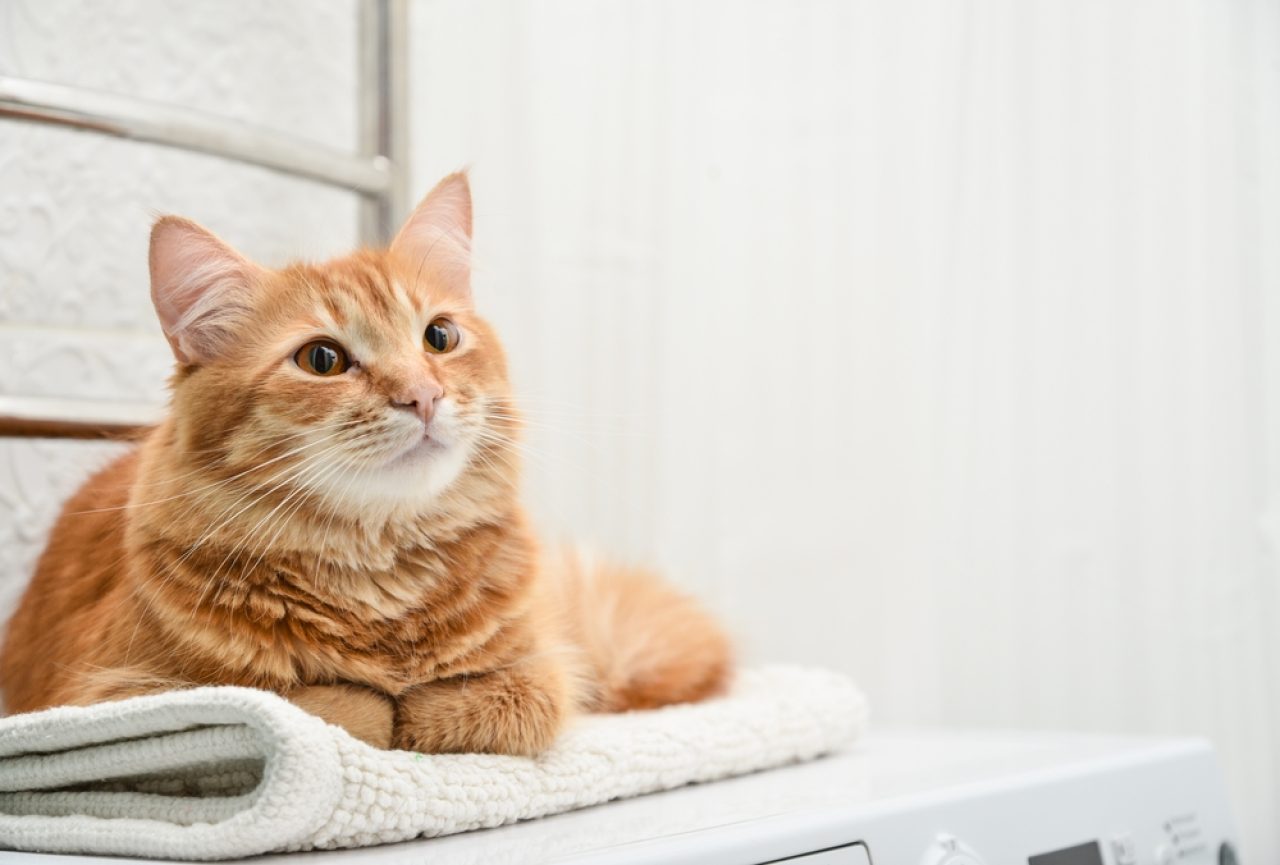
(0, 666, 866, 860)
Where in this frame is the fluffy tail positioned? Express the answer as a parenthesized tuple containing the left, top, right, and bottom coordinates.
(545, 549, 734, 712)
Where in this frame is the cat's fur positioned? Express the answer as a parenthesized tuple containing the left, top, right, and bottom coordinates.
(0, 174, 731, 753)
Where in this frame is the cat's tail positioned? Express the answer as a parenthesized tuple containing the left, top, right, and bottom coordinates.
(543, 548, 734, 712)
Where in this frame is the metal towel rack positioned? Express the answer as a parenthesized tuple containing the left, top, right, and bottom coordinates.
(0, 0, 409, 439)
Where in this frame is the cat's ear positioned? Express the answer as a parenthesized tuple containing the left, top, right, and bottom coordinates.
(149, 216, 264, 364)
(390, 171, 472, 303)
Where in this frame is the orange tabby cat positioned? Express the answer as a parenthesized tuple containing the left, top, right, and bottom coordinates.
(0, 173, 731, 753)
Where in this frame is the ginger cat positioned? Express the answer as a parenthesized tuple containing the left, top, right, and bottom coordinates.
(0, 173, 731, 754)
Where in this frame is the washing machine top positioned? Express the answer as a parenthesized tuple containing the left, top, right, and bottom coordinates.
(3, 731, 1238, 865)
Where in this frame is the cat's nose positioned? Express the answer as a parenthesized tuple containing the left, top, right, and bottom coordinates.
(392, 381, 444, 425)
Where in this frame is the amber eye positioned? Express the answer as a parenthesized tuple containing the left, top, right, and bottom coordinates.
(424, 317, 460, 354)
(294, 339, 349, 376)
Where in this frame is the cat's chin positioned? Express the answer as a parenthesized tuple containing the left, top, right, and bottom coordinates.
(308, 434, 472, 515)
(387, 432, 449, 467)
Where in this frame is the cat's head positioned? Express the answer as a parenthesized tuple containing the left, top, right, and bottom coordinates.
(148, 173, 516, 517)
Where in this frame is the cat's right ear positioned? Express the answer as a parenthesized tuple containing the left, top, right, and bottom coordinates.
(149, 216, 264, 365)
(390, 172, 473, 304)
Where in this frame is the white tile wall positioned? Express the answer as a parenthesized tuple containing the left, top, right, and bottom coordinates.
(0, 1, 361, 647)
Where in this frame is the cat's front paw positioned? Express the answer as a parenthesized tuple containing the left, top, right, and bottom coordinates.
(287, 683, 395, 749)
(393, 665, 568, 756)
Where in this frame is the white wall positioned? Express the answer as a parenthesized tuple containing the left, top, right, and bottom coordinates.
(410, 0, 1280, 859)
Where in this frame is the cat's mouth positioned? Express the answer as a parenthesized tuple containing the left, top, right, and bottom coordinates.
(364, 401, 472, 485)
(384, 427, 451, 467)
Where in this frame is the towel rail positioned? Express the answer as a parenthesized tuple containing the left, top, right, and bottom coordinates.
(0, 76, 393, 196)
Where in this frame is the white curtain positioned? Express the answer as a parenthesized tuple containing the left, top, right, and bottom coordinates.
(411, 0, 1280, 858)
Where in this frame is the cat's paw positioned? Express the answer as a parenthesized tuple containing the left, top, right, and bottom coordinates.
(393, 666, 568, 756)
(286, 683, 395, 749)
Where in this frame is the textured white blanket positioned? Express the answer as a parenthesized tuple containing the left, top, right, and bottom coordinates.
(0, 666, 866, 860)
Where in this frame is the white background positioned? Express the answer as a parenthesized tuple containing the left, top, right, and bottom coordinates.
(2, 1, 1278, 860)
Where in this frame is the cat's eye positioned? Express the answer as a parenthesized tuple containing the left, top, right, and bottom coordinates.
(294, 339, 349, 376)
(424, 317, 460, 354)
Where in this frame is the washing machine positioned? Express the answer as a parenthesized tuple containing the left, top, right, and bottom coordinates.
(3, 731, 1239, 865)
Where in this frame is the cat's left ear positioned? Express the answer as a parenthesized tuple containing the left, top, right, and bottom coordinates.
(390, 171, 472, 304)
(149, 216, 265, 365)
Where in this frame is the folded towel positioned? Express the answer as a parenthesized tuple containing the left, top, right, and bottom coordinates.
(0, 665, 867, 860)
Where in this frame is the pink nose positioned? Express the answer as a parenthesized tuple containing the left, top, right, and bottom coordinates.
(392, 381, 444, 424)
